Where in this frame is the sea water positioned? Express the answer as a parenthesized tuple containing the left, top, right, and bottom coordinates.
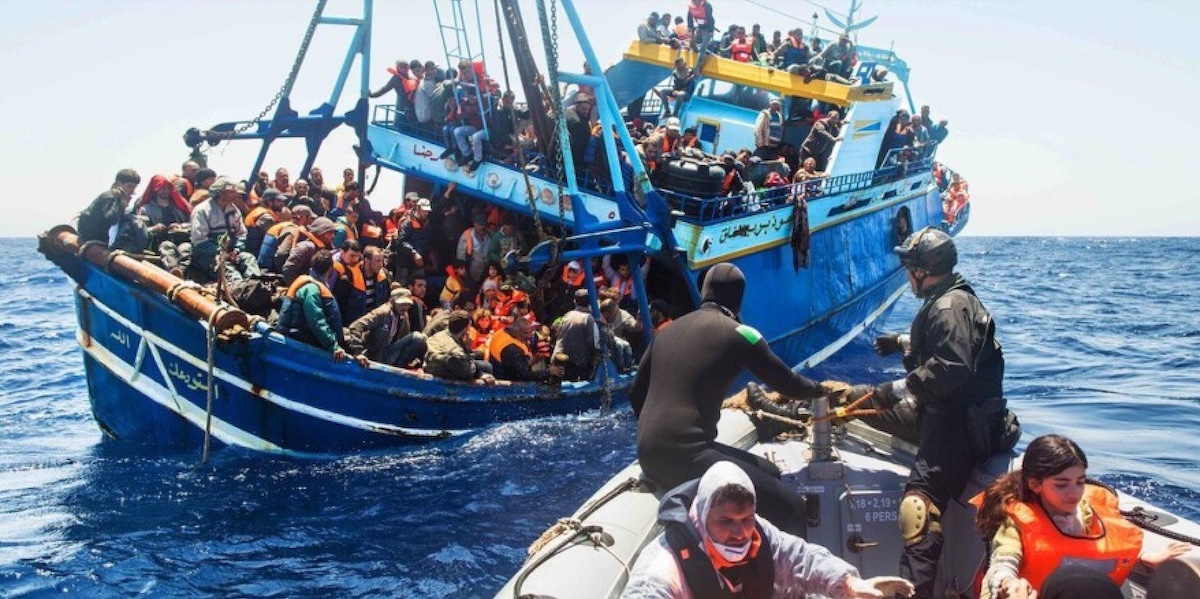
(1, 237, 1197, 597)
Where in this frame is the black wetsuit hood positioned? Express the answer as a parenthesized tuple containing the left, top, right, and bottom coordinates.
(700, 263, 745, 317)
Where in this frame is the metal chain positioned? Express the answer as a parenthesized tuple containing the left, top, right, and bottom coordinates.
(547, 0, 567, 266)
(205, 0, 328, 144)
(494, 0, 545, 243)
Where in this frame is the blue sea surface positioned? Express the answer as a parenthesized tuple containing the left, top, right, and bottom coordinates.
(1, 236, 1198, 597)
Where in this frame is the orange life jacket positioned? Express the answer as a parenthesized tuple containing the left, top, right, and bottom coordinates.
(244, 206, 277, 228)
(266, 221, 296, 239)
(296, 228, 328, 250)
(333, 260, 386, 293)
(561, 266, 584, 286)
(970, 485, 1142, 592)
(730, 40, 753, 62)
(487, 327, 531, 363)
(285, 274, 334, 300)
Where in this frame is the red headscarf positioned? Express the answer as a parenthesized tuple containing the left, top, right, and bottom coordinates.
(137, 174, 191, 215)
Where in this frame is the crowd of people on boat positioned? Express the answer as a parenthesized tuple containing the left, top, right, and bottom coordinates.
(637, 5, 866, 82)
(73, 162, 675, 387)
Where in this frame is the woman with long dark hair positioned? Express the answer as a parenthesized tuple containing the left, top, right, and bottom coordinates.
(972, 434, 1192, 599)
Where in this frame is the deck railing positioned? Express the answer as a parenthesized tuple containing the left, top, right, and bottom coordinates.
(372, 104, 936, 226)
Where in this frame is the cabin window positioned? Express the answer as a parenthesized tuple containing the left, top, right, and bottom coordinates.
(696, 119, 720, 151)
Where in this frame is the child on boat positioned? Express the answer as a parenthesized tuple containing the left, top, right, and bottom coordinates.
(972, 434, 1192, 599)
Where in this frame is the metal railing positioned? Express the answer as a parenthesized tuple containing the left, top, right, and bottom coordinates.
(660, 156, 935, 224)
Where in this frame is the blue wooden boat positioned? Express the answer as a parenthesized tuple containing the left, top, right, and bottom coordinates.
(39, 0, 968, 455)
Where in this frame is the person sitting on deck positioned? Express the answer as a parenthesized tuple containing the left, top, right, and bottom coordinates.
(281, 216, 336, 285)
(648, 298, 673, 332)
(345, 288, 427, 368)
(971, 434, 1192, 599)
(817, 33, 857, 80)
(622, 461, 914, 599)
(603, 254, 650, 313)
(172, 160, 200, 201)
(655, 58, 697, 118)
(638, 11, 668, 45)
(277, 249, 362, 365)
(264, 205, 314, 272)
(598, 297, 636, 372)
(77, 168, 142, 249)
(188, 176, 260, 283)
(333, 203, 360, 248)
(551, 289, 600, 382)
(243, 189, 285, 259)
(335, 244, 390, 324)
(424, 309, 495, 384)
(187, 168, 217, 207)
(134, 174, 191, 251)
(488, 314, 548, 382)
(942, 173, 970, 225)
(726, 27, 756, 63)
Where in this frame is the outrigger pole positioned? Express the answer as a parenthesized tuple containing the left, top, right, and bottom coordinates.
(530, 0, 694, 341)
(183, 0, 376, 186)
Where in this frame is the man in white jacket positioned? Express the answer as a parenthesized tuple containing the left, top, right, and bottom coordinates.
(623, 462, 914, 599)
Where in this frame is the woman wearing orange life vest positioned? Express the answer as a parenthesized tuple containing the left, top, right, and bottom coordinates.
(972, 434, 1192, 599)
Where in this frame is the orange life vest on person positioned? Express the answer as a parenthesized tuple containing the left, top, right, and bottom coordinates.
(332, 260, 385, 293)
(486, 327, 531, 364)
(561, 265, 584, 286)
(244, 206, 277, 228)
(970, 484, 1143, 593)
(266, 221, 296, 239)
(285, 274, 334, 300)
(687, 1, 709, 26)
(173, 175, 195, 200)
(296, 228, 329, 250)
(730, 40, 754, 62)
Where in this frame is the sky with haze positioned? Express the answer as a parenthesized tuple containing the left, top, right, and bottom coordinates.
(1, 0, 1197, 237)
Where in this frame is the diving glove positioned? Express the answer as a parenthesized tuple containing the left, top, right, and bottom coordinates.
(745, 383, 806, 420)
(873, 333, 910, 356)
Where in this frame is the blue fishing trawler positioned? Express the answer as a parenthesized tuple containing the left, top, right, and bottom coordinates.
(39, 0, 968, 455)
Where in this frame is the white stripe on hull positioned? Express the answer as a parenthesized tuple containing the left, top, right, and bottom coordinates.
(76, 287, 472, 441)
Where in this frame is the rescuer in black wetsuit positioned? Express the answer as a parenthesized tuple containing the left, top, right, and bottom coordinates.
(630, 262, 825, 536)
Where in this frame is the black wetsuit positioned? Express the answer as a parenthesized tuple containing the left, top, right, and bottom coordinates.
(861, 273, 1005, 598)
(631, 263, 823, 536)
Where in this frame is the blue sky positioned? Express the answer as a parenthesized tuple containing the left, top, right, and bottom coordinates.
(2, 0, 1197, 237)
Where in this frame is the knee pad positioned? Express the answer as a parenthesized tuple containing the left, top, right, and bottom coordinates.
(898, 492, 941, 547)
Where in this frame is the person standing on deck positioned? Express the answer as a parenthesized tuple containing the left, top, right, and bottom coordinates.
(631, 262, 826, 536)
(799, 111, 844, 172)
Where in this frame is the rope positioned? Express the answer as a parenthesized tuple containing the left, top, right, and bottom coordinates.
(493, 0, 544, 242)
(166, 280, 203, 303)
(514, 476, 644, 598)
(75, 240, 106, 258)
(104, 249, 128, 272)
(201, 309, 219, 463)
(201, 246, 229, 463)
(1088, 479, 1200, 547)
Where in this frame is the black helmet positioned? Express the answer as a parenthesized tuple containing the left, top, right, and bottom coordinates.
(894, 227, 957, 275)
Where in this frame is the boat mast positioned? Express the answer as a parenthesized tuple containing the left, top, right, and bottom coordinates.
(184, 0, 376, 185)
